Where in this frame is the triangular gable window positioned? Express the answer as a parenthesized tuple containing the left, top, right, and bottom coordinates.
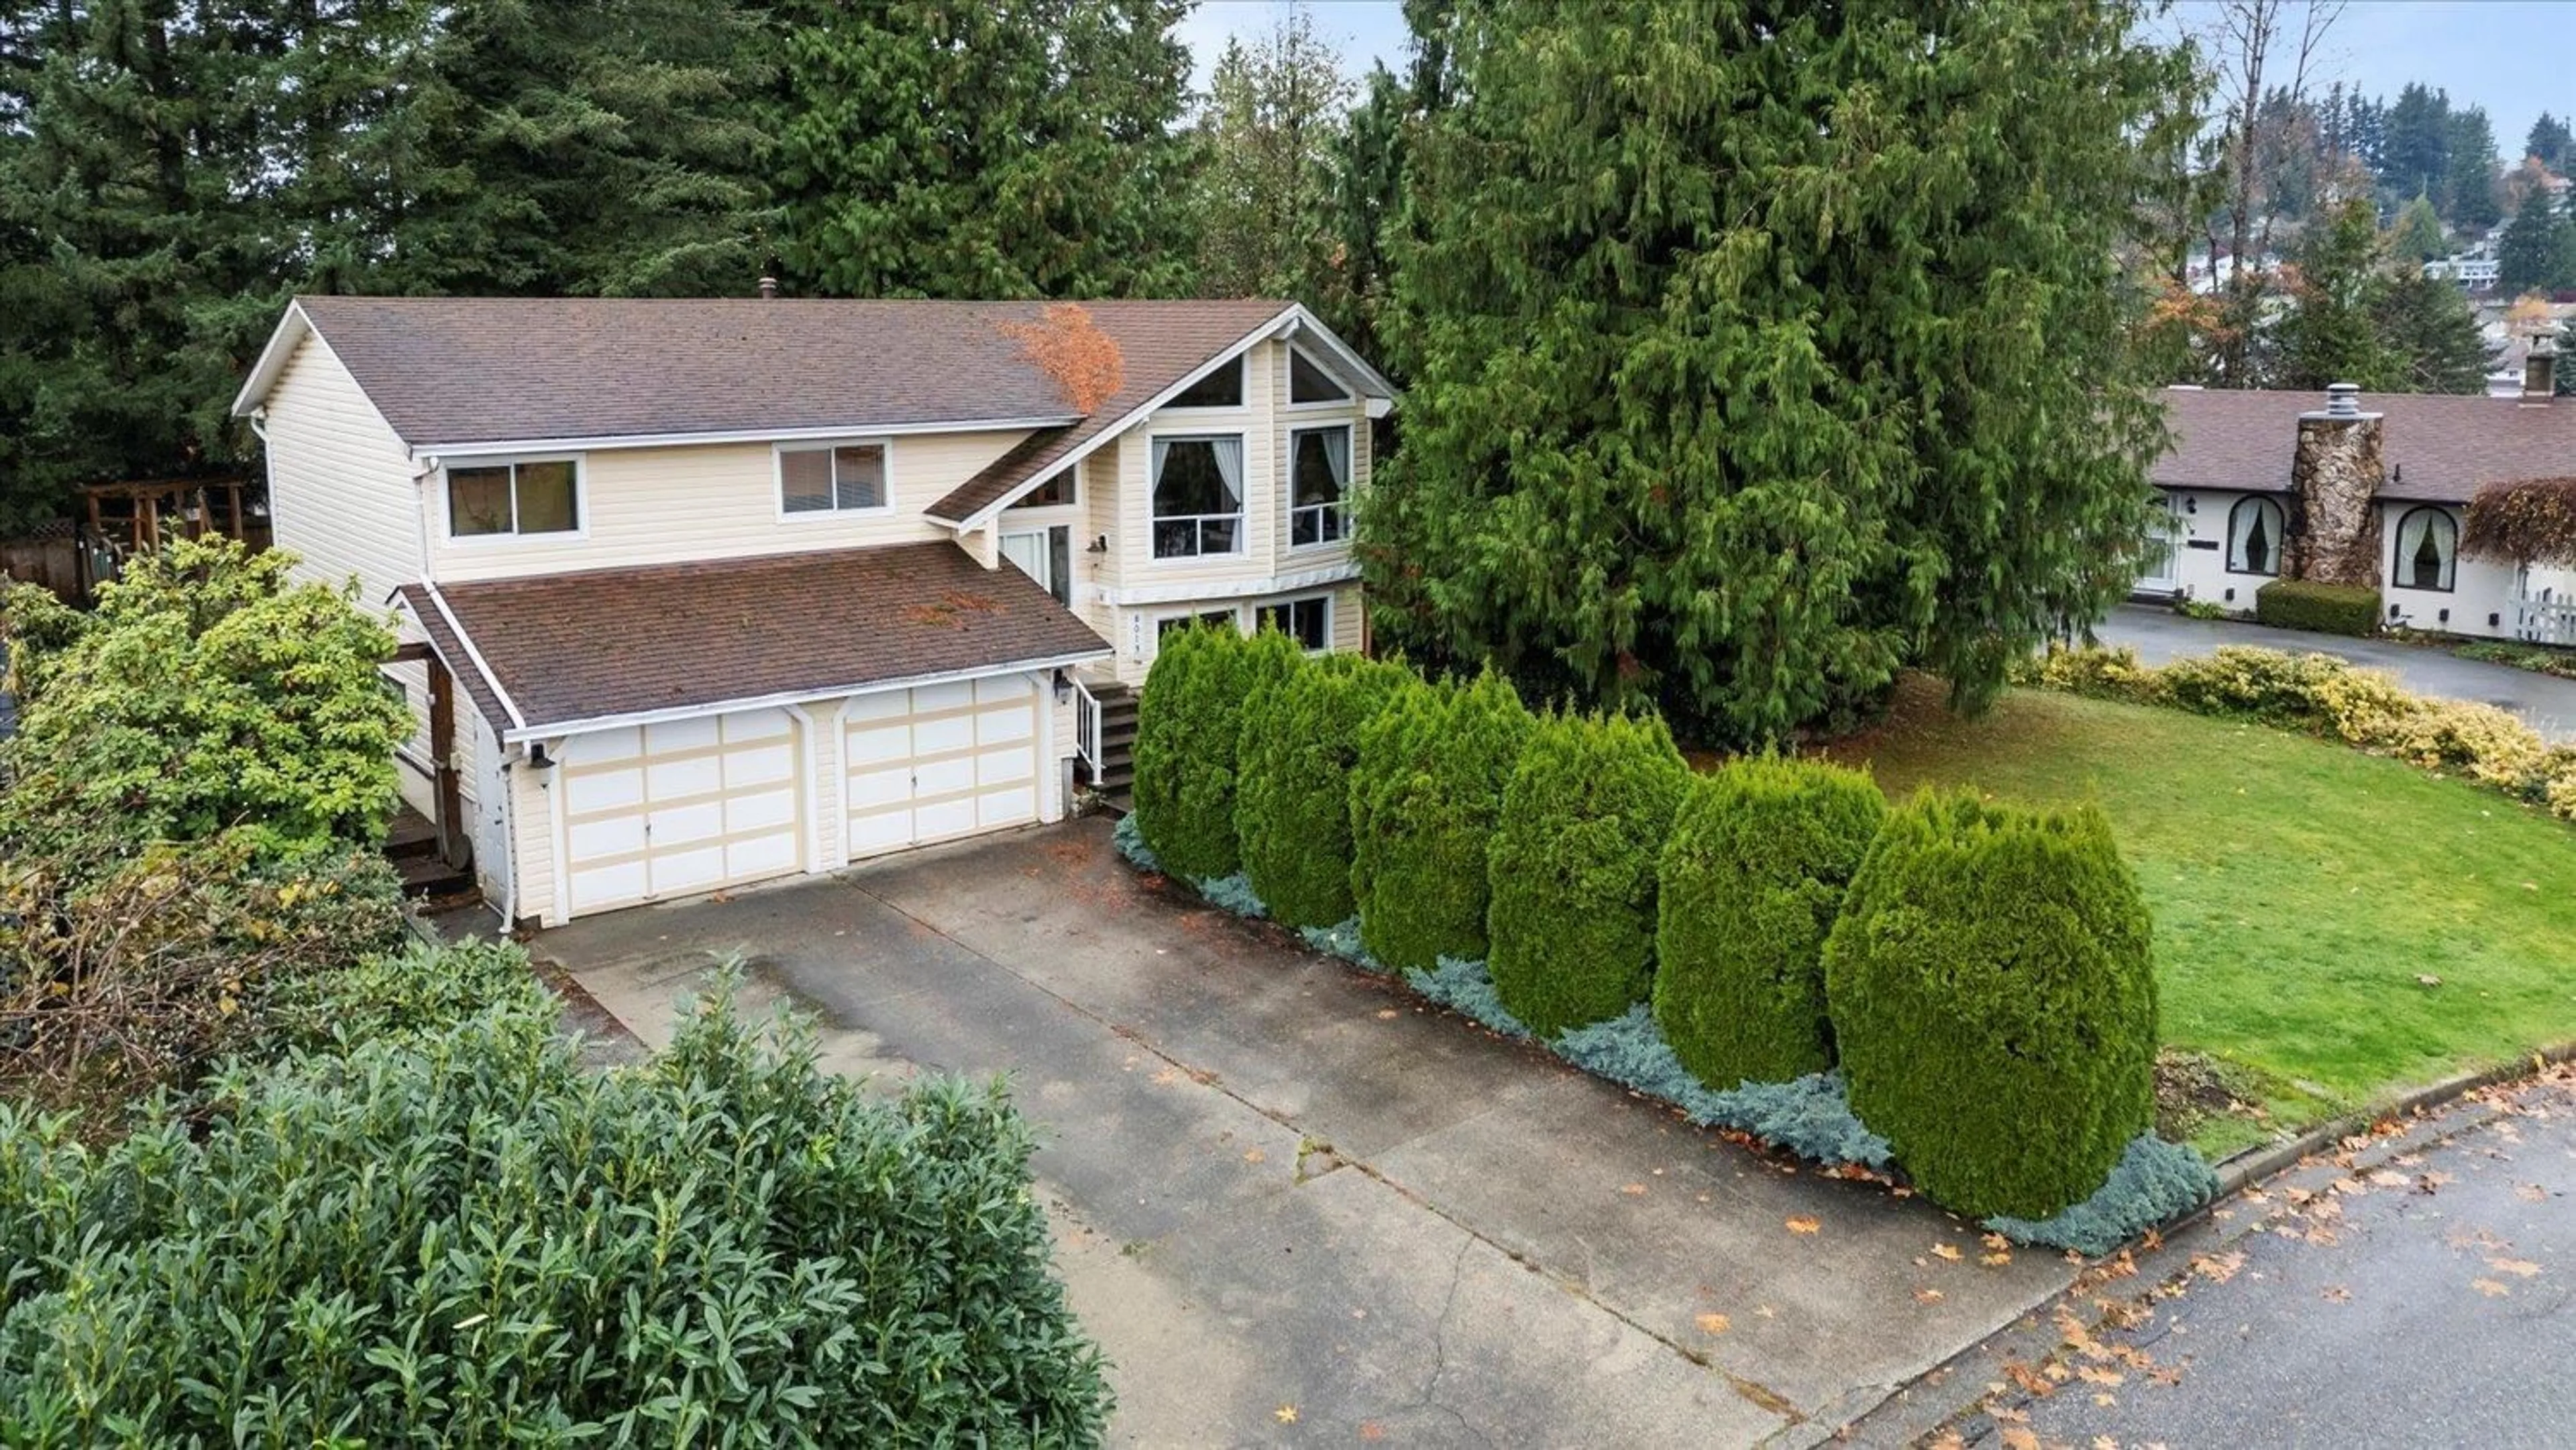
(1289, 347, 1352, 404)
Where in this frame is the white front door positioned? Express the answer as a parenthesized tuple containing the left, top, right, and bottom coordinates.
(844, 674, 1042, 858)
(557, 708, 805, 917)
(2137, 495, 2182, 594)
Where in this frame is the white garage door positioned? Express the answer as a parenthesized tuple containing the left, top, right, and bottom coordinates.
(845, 675, 1040, 858)
(558, 708, 805, 916)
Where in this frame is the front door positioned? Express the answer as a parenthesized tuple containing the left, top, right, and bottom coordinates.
(2137, 495, 2182, 594)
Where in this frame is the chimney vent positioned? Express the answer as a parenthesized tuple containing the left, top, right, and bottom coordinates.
(757, 274, 779, 301)
(2324, 382, 2362, 418)
(2526, 335, 2557, 400)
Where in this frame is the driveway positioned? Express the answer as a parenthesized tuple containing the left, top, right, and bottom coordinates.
(2095, 603, 2576, 739)
(536, 819, 2078, 1447)
(1857, 1068, 2576, 1448)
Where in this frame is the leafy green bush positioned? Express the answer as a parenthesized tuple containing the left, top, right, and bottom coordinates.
(2254, 577, 2379, 635)
(1823, 790, 2157, 1220)
(1236, 654, 1407, 929)
(1130, 623, 1299, 880)
(1349, 672, 1534, 971)
(0, 954, 1110, 1445)
(0, 537, 412, 876)
(1485, 711, 1687, 1039)
(1654, 757, 1884, 1089)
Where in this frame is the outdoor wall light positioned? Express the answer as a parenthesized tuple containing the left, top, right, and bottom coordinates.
(1052, 668, 1072, 703)
(529, 743, 553, 769)
(2183, 497, 2197, 515)
(2223, 588, 2236, 602)
(1088, 535, 1108, 554)
(2438, 609, 2451, 625)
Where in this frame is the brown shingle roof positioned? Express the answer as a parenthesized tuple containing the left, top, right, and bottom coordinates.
(397, 542, 1109, 735)
(2155, 387, 2576, 503)
(295, 295, 1293, 450)
(924, 301, 1294, 521)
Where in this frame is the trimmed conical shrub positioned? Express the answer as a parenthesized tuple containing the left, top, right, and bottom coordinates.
(1823, 790, 2157, 1220)
(1131, 624, 1299, 880)
(1349, 671, 1533, 971)
(1485, 711, 1688, 1040)
(1654, 757, 1885, 1088)
(1236, 653, 1409, 929)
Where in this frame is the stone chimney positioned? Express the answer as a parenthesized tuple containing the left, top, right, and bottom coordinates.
(2526, 334, 2558, 400)
(2284, 382, 2385, 588)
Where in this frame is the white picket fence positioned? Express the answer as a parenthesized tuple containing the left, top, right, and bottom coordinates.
(2513, 596, 2576, 646)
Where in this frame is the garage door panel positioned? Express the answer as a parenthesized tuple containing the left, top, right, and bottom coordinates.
(565, 766, 645, 816)
(848, 766, 912, 809)
(977, 747, 1032, 785)
(914, 756, 975, 798)
(913, 714, 973, 756)
(975, 675, 1032, 705)
(847, 724, 910, 765)
(845, 691, 910, 722)
(559, 706, 805, 918)
(841, 677, 1043, 862)
(976, 707, 1033, 745)
(915, 797, 977, 841)
(977, 786, 1035, 827)
(914, 680, 975, 713)
(849, 809, 912, 855)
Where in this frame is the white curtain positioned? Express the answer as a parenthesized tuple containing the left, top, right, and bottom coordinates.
(1321, 428, 1350, 495)
(2396, 508, 2455, 590)
(1150, 438, 1171, 489)
(1210, 437, 1244, 506)
(2229, 498, 2279, 574)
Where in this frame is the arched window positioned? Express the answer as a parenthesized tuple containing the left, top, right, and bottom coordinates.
(2227, 496, 2286, 576)
(2393, 506, 2458, 592)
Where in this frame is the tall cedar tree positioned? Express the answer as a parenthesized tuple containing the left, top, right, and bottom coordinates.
(767, 0, 1196, 299)
(1234, 652, 1405, 931)
(2500, 193, 2576, 296)
(1193, 11, 1352, 312)
(2273, 195, 2394, 392)
(1328, 0, 1458, 363)
(1348, 671, 1532, 972)
(1366, 1, 2189, 744)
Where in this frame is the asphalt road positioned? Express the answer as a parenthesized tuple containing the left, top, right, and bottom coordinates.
(1876, 1069, 2576, 1449)
(2094, 604, 2576, 741)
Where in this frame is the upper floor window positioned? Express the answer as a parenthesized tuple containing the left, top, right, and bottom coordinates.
(1289, 425, 1352, 548)
(1152, 435, 1243, 558)
(1289, 347, 1352, 405)
(779, 441, 888, 515)
(2394, 506, 2457, 592)
(447, 458, 579, 539)
(1168, 356, 1244, 409)
(2226, 496, 2284, 576)
(1008, 468, 1075, 509)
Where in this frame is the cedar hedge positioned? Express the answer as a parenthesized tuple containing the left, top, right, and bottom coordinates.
(1486, 711, 1688, 1040)
(1130, 623, 1299, 881)
(1349, 671, 1533, 972)
(1236, 652, 1407, 929)
(2253, 577, 2379, 637)
(1823, 790, 2157, 1220)
(1653, 757, 1884, 1089)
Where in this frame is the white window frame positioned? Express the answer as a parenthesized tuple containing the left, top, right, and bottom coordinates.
(1151, 605, 1244, 656)
(437, 453, 588, 546)
(2224, 495, 2286, 577)
(1284, 344, 1356, 412)
(1160, 354, 1248, 413)
(773, 437, 896, 522)
(1286, 423, 1354, 553)
(1006, 467, 1078, 511)
(1149, 431, 1248, 562)
(2392, 505, 2459, 594)
(1254, 591, 1334, 654)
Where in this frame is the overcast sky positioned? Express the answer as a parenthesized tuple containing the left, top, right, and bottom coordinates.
(1175, 1, 2576, 161)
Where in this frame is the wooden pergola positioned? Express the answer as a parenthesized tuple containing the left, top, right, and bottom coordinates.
(80, 476, 268, 553)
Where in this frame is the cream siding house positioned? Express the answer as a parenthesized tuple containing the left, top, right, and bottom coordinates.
(233, 296, 1396, 928)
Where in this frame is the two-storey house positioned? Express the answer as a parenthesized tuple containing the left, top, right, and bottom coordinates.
(231, 296, 1395, 927)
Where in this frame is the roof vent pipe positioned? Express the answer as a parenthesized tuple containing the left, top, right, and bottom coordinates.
(2323, 382, 2362, 418)
(757, 274, 778, 301)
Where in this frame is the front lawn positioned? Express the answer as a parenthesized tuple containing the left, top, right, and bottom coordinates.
(1822, 676, 2576, 1154)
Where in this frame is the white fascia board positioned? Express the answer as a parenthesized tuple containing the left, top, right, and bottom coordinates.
(230, 301, 314, 418)
(405, 582, 531, 733)
(942, 305, 1306, 532)
(500, 646, 1114, 745)
(1097, 560, 1362, 607)
(407, 414, 1080, 464)
(1279, 305, 1399, 399)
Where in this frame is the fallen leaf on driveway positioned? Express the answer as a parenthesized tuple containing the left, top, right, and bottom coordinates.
(1786, 1216, 1821, 1234)
(2076, 1364, 2124, 1387)
(1933, 1243, 1964, 1261)
(2367, 1169, 2410, 1188)
(1358, 1423, 1385, 1442)
(1915, 1287, 1945, 1304)
(1981, 1250, 2013, 1267)
(1982, 1232, 2013, 1251)
(1621, 1183, 1648, 1196)
(2192, 1251, 2245, 1285)
(2517, 1184, 2548, 1202)
(1242, 1149, 1266, 1164)
(2323, 1285, 2352, 1302)
(1274, 1404, 1297, 1424)
(2000, 1425, 2041, 1450)
(1373, 1008, 1398, 1021)
(1149, 1067, 1181, 1086)
(2473, 1278, 2511, 1298)
(2488, 1257, 2542, 1278)
(2002, 1361, 2054, 1397)
(1695, 1312, 1731, 1335)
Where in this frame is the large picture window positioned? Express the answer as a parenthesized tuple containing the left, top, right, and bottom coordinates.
(1151, 435, 1244, 558)
(779, 442, 888, 515)
(447, 458, 580, 538)
(2226, 496, 2285, 576)
(2393, 506, 2457, 592)
(1289, 425, 1352, 548)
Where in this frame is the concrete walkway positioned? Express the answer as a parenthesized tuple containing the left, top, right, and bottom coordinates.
(2095, 604, 2576, 740)
(535, 820, 2078, 1448)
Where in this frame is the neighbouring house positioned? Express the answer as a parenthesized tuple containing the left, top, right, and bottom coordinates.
(231, 296, 1394, 926)
(2137, 347, 2576, 641)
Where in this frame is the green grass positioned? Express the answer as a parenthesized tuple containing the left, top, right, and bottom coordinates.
(1821, 676, 2576, 1151)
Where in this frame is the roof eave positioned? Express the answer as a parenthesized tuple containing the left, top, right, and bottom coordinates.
(498, 645, 1114, 744)
(405, 413, 1084, 462)
(231, 300, 315, 419)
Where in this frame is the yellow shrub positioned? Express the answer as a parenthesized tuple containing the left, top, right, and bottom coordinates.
(2029, 644, 2156, 701)
(2385, 701, 2552, 789)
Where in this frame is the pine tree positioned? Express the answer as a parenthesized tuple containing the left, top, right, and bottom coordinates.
(767, 0, 1197, 299)
(2377, 83, 2453, 211)
(2371, 272, 2492, 394)
(1192, 12, 1352, 307)
(2445, 106, 2502, 233)
(1328, 0, 1457, 362)
(2386, 193, 2448, 262)
(2499, 194, 2575, 295)
(2274, 195, 2396, 391)
(1366, 0, 2190, 744)
(2530, 113, 2573, 173)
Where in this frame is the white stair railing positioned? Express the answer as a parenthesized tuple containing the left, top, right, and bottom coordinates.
(1072, 676, 1105, 786)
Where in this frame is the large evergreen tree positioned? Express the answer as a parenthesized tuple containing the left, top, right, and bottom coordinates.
(2274, 195, 2395, 391)
(2499, 193, 2576, 296)
(1366, 0, 2190, 743)
(2529, 112, 2573, 173)
(767, 0, 1196, 299)
(1330, 0, 1457, 362)
(1191, 11, 1351, 306)
(2445, 105, 2502, 233)
(2371, 272, 2492, 394)
(2377, 83, 2453, 211)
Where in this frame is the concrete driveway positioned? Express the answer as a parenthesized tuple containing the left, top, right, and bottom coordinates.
(537, 819, 2076, 1447)
(2096, 604, 2576, 739)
